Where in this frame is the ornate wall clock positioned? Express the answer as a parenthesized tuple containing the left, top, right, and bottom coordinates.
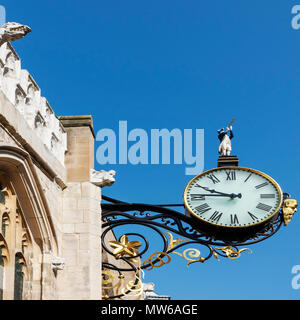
(101, 120, 298, 300)
(183, 166, 283, 240)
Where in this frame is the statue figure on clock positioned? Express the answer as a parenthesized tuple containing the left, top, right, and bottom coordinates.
(217, 125, 234, 156)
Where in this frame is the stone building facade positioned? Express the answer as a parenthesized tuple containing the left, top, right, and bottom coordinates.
(0, 42, 102, 300)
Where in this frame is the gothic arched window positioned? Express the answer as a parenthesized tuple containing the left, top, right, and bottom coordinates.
(0, 184, 5, 205)
(1, 216, 5, 237)
(0, 183, 5, 300)
(14, 254, 24, 300)
(0, 247, 3, 300)
(0, 169, 42, 300)
(1, 214, 9, 240)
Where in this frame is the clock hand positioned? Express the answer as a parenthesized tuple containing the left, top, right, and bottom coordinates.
(194, 194, 240, 198)
(196, 185, 242, 199)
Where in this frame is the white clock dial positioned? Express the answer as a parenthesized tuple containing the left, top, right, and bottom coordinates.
(183, 167, 283, 228)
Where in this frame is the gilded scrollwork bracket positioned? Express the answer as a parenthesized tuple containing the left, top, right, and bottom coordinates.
(101, 195, 296, 300)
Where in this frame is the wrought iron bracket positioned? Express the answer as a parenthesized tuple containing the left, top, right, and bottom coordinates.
(101, 193, 296, 300)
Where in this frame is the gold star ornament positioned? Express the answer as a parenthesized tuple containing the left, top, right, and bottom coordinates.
(109, 235, 141, 259)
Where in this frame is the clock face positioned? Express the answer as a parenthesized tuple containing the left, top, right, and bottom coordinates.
(183, 167, 283, 229)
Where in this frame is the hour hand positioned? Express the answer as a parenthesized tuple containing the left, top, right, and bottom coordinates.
(196, 184, 223, 194)
(196, 185, 242, 199)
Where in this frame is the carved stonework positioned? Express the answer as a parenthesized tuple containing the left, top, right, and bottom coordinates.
(90, 169, 116, 187)
(0, 41, 67, 165)
(3, 51, 17, 78)
(0, 126, 20, 147)
(0, 22, 31, 47)
(143, 282, 171, 300)
(283, 199, 298, 226)
(34, 112, 46, 130)
(15, 85, 26, 113)
(51, 256, 65, 272)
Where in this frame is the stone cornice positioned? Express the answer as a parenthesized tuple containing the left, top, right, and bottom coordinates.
(58, 115, 95, 138)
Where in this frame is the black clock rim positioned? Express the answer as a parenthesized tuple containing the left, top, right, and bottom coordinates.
(186, 209, 280, 241)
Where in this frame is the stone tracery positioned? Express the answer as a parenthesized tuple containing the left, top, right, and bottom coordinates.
(0, 177, 32, 300)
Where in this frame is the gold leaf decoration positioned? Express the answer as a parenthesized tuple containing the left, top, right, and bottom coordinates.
(172, 248, 205, 266)
(214, 246, 252, 260)
(282, 199, 298, 226)
(213, 251, 220, 261)
(102, 269, 123, 295)
(142, 252, 171, 271)
(166, 232, 188, 251)
(109, 235, 141, 259)
(166, 232, 206, 266)
(102, 268, 143, 300)
(119, 270, 143, 300)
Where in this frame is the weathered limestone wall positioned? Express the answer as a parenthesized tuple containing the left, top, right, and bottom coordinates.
(58, 116, 95, 183)
(0, 42, 102, 300)
(57, 182, 101, 299)
(56, 117, 101, 300)
(0, 92, 62, 299)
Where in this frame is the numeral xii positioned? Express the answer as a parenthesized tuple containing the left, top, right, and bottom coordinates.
(226, 170, 236, 181)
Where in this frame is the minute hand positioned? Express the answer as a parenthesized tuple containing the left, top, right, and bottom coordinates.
(197, 185, 242, 199)
(196, 194, 239, 198)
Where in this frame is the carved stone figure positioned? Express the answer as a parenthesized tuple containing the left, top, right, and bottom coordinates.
(218, 125, 234, 156)
(51, 256, 65, 272)
(0, 22, 31, 46)
(282, 199, 298, 226)
(90, 169, 116, 187)
(143, 282, 155, 293)
(143, 282, 170, 300)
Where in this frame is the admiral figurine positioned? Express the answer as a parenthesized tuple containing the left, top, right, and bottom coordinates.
(217, 119, 236, 156)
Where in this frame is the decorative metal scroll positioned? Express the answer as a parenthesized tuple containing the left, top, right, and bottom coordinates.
(101, 195, 290, 300)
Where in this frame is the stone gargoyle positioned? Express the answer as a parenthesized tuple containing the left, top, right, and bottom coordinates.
(90, 169, 116, 187)
(0, 22, 31, 46)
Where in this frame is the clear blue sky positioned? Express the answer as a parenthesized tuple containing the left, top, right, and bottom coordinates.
(3, 0, 300, 299)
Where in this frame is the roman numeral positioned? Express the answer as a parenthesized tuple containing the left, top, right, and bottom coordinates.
(255, 182, 268, 189)
(244, 173, 252, 182)
(256, 203, 272, 212)
(230, 214, 239, 224)
(195, 203, 211, 215)
(248, 212, 258, 221)
(207, 173, 220, 184)
(191, 194, 205, 201)
(260, 194, 275, 199)
(225, 170, 236, 181)
(209, 211, 223, 222)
